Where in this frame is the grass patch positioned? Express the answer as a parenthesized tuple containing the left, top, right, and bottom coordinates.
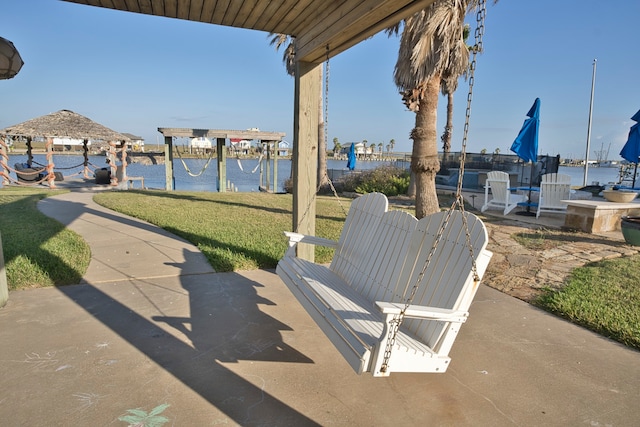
(535, 255, 640, 350)
(512, 228, 580, 251)
(0, 188, 90, 290)
(93, 191, 349, 271)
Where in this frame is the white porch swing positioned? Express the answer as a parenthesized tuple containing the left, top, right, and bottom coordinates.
(276, 2, 493, 377)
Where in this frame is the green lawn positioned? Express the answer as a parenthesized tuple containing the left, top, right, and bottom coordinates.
(0, 188, 90, 289)
(93, 190, 348, 271)
(535, 256, 640, 350)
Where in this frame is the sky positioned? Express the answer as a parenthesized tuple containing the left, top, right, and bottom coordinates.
(3, 0, 640, 161)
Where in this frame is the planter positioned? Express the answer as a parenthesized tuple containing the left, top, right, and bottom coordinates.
(602, 189, 638, 203)
(621, 216, 640, 246)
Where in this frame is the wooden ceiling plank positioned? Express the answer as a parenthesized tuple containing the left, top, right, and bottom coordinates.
(211, 0, 231, 23)
(242, 1, 272, 29)
(299, 0, 390, 50)
(123, 0, 141, 12)
(176, 0, 191, 20)
(137, 0, 155, 15)
(98, 0, 116, 9)
(220, 0, 243, 26)
(111, 0, 130, 11)
(188, 0, 206, 21)
(200, 0, 217, 22)
(298, 0, 435, 63)
(265, 1, 310, 36)
(231, 0, 259, 28)
(286, 1, 335, 37)
(164, 0, 178, 18)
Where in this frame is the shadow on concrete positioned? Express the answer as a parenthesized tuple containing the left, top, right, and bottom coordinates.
(58, 258, 318, 425)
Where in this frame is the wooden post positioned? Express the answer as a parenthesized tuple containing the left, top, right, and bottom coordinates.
(108, 141, 117, 186)
(0, 138, 9, 186)
(265, 141, 271, 192)
(26, 137, 33, 166)
(45, 138, 56, 188)
(164, 136, 174, 190)
(0, 232, 8, 308)
(217, 137, 226, 192)
(120, 141, 128, 182)
(293, 60, 321, 261)
(274, 140, 279, 193)
(82, 139, 90, 179)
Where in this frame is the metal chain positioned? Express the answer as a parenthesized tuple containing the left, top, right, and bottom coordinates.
(325, 45, 330, 157)
(380, 0, 486, 374)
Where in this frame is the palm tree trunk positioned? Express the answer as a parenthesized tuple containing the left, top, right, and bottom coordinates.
(441, 91, 454, 167)
(411, 76, 441, 218)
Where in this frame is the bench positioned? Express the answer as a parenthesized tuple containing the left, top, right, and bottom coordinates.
(276, 193, 493, 377)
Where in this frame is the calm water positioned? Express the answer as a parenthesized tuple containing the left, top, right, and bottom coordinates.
(558, 165, 623, 187)
(7, 154, 388, 192)
(7, 154, 626, 191)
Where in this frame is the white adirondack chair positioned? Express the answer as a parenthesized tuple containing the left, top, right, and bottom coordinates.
(481, 171, 526, 215)
(536, 173, 572, 218)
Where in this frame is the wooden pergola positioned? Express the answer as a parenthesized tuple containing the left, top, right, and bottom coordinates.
(158, 127, 286, 192)
(62, 0, 437, 259)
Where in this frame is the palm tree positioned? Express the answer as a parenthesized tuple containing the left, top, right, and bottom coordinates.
(389, 139, 395, 155)
(333, 137, 341, 157)
(440, 23, 472, 165)
(269, 33, 329, 187)
(387, 0, 482, 218)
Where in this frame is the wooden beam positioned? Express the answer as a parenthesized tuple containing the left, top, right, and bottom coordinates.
(296, 0, 436, 63)
(157, 127, 285, 141)
(216, 137, 226, 192)
(164, 136, 174, 190)
(293, 60, 321, 261)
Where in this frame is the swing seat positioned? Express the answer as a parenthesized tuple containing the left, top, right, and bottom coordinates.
(276, 193, 493, 376)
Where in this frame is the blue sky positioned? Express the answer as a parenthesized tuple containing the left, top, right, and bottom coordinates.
(3, 0, 639, 161)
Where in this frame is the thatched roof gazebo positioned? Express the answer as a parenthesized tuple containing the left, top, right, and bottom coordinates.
(0, 109, 130, 143)
(0, 109, 131, 188)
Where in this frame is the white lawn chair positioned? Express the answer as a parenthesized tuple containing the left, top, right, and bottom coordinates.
(481, 171, 526, 215)
(536, 173, 572, 218)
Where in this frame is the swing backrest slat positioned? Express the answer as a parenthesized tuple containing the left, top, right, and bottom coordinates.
(398, 211, 490, 353)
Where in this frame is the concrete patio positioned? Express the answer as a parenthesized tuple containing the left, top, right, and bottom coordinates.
(0, 190, 639, 426)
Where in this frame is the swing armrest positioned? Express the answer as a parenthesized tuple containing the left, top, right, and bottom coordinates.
(283, 231, 338, 252)
(376, 302, 469, 323)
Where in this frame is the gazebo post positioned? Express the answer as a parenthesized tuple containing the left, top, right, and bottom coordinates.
(0, 137, 9, 186)
(265, 141, 272, 192)
(164, 136, 174, 191)
(216, 137, 226, 192)
(120, 140, 128, 184)
(108, 140, 117, 186)
(273, 141, 279, 193)
(82, 139, 90, 179)
(45, 137, 56, 188)
(26, 137, 32, 166)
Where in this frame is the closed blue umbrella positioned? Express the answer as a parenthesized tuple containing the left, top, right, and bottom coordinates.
(510, 98, 541, 215)
(620, 110, 640, 163)
(510, 98, 541, 164)
(619, 109, 640, 187)
(347, 143, 356, 170)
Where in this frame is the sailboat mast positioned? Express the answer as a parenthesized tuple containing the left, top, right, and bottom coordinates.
(583, 59, 597, 186)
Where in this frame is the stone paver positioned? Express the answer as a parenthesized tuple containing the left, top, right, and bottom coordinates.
(483, 219, 640, 302)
